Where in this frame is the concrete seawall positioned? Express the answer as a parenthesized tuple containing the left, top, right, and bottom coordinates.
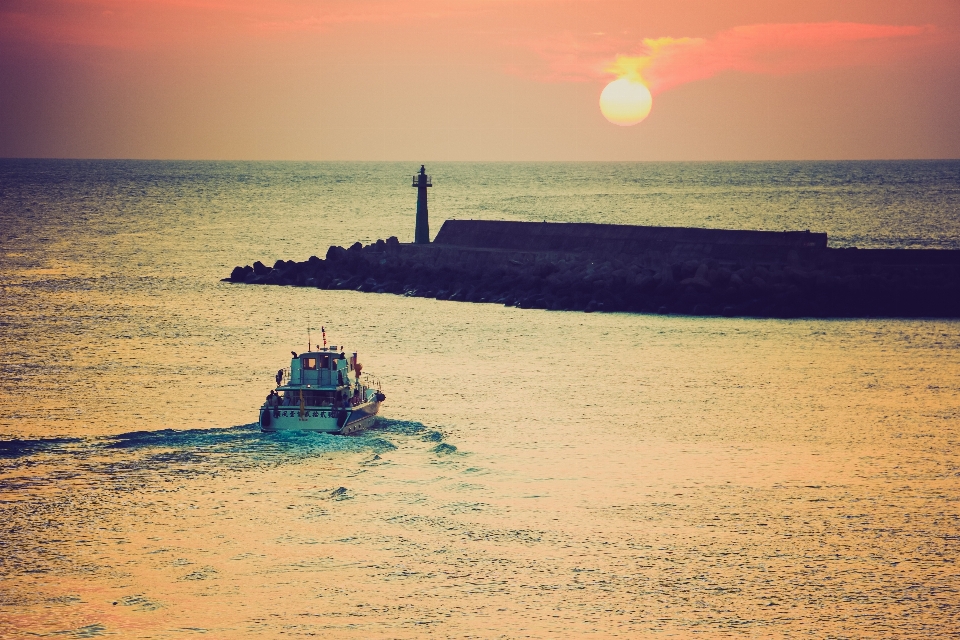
(226, 220, 960, 318)
(433, 219, 828, 263)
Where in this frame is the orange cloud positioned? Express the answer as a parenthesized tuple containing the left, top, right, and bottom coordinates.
(613, 23, 933, 95)
(525, 22, 935, 92)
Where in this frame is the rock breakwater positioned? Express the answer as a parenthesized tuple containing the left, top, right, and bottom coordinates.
(226, 221, 960, 318)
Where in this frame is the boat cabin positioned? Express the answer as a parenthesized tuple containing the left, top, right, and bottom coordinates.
(288, 347, 354, 389)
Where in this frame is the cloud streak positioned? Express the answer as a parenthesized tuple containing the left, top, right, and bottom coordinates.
(525, 22, 934, 92)
(615, 23, 933, 95)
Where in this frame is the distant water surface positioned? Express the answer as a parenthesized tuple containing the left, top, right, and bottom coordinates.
(1, 160, 959, 637)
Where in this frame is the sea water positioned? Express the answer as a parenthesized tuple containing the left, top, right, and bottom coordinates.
(1, 160, 960, 637)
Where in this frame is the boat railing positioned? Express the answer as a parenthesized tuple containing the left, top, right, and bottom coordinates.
(357, 373, 383, 393)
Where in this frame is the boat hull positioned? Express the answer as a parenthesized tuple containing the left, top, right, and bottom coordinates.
(259, 400, 381, 434)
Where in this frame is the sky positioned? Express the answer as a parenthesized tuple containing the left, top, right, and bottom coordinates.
(1, 0, 959, 161)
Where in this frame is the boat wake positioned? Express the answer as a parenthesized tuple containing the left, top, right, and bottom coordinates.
(0, 419, 442, 493)
(0, 419, 453, 584)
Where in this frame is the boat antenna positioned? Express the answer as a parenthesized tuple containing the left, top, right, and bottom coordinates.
(308, 320, 312, 352)
(322, 326, 327, 348)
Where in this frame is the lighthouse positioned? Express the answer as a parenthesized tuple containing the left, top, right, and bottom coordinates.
(412, 165, 432, 244)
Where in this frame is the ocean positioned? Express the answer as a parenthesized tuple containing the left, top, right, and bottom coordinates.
(1, 159, 960, 637)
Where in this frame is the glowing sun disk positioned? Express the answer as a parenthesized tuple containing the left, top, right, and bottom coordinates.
(599, 78, 652, 126)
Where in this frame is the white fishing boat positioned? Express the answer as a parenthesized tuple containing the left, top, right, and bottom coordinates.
(258, 336, 385, 434)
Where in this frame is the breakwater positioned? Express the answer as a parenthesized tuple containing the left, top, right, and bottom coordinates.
(227, 220, 960, 318)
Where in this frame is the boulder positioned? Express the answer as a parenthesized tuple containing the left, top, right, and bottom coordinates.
(679, 276, 712, 290)
(326, 245, 347, 261)
(230, 265, 251, 281)
(681, 260, 700, 279)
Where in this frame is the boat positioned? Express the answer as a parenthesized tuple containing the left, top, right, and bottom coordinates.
(258, 344, 385, 434)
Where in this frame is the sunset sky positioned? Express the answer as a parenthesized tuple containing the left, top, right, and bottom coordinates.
(2, 0, 959, 160)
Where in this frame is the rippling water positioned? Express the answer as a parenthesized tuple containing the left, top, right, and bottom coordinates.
(1, 160, 959, 637)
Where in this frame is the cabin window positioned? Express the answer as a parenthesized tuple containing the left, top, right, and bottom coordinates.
(303, 357, 317, 370)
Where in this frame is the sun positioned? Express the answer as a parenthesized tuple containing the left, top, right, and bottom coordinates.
(599, 78, 652, 126)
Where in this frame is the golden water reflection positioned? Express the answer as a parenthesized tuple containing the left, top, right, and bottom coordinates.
(2, 160, 959, 636)
(2, 290, 959, 637)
